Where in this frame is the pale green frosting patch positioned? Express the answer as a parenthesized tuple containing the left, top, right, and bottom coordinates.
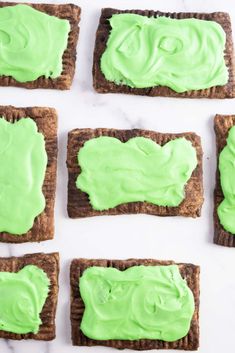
(79, 265, 195, 341)
(0, 265, 50, 334)
(101, 14, 228, 92)
(218, 126, 235, 234)
(76, 136, 197, 211)
(0, 4, 70, 82)
(0, 118, 47, 235)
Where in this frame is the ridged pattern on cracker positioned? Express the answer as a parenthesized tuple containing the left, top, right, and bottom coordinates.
(214, 114, 235, 246)
(70, 258, 200, 350)
(0, 2, 80, 90)
(0, 106, 57, 243)
(0, 252, 59, 340)
(67, 128, 203, 218)
(93, 8, 235, 98)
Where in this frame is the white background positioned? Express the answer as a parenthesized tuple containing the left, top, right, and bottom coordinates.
(1, 0, 235, 352)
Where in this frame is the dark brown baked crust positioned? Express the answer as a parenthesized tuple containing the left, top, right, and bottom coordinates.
(214, 114, 235, 246)
(67, 128, 203, 218)
(70, 258, 200, 350)
(0, 252, 59, 340)
(0, 2, 81, 90)
(93, 8, 235, 98)
(0, 105, 57, 243)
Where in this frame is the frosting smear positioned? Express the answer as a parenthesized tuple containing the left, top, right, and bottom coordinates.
(79, 265, 195, 341)
(101, 14, 228, 92)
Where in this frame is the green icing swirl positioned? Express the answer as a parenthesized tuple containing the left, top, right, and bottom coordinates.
(0, 4, 70, 82)
(100, 14, 228, 92)
(218, 126, 235, 234)
(76, 136, 197, 211)
(79, 265, 195, 341)
(0, 265, 50, 334)
(0, 118, 47, 235)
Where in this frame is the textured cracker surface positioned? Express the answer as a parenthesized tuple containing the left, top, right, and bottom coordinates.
(93, 8, 235, 98)
(214, 114, 235, 246)
(67, 128, 203, 218)
(0, 252, 59, 341)
(0, 106, 57, 243)
(0, 2, 81, 90)
(70, 258, 200, 350)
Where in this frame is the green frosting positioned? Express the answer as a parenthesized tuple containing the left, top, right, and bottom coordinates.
(79, 265, 195, 341)
(0, 4, 70, 82)
(218, 126, 235, 233)
(0, 265, 50, 334)
(100, 14, 228, 92)
(76, 136, 197, 211)
(0, 118, 47, 235)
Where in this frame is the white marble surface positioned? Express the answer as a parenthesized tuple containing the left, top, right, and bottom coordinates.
(1, 0, 235, 352)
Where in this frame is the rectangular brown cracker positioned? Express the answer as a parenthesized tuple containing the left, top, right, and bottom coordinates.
(70, 258, 200, 350)
(67, 128, 203, 218)
(0, 252, 59, 340)
(214, 114, 235, 246)
(0, 2, 81, 90)
(0, 105, 57, 243)
(93, 8, 235, 98)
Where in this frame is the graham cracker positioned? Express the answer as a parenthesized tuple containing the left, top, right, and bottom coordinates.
(214, 114, 235, 246)
(0, 105, 57, 243)
(0, 252, 59, 340)
(67, 128, 203, 218)
(0, 2, 81, 90)
(93, 8, 235, 98)
(70, 258, 200, 350)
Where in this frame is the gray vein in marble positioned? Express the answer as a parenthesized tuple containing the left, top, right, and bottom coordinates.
(79, 80, 107, 107)
(3, 340, 15, 353)
(45, 341, 50, 353)
(182, 0, 189, 11)
(91, 97, 107, 108)
(7, 245, 14, 257)
(112, 107, 145, 129)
